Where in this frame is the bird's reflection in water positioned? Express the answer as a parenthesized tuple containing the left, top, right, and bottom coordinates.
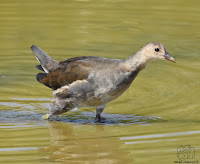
(41, 121, 133, 163)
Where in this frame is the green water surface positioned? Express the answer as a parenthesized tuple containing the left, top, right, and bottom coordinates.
(0, 0, 200, 163)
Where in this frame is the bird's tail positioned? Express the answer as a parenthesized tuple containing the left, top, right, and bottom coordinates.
(31, 45, 59, 73)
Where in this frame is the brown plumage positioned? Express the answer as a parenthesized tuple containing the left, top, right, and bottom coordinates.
(37, 56, 116, 89)
(31, 42, 175, 122)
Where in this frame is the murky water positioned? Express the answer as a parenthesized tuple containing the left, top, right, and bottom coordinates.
(0, 0, 200, 163)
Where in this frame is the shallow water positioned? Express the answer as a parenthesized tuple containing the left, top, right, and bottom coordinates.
(1, 0, 200, 163)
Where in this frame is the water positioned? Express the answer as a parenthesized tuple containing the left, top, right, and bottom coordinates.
(0, 0, 200, 163)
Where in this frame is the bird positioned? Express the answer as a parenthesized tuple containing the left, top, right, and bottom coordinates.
(31, 42, 175, 122)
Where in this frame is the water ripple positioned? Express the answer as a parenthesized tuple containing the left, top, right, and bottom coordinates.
(50, 111, 163, 125)
(0, 147, 39, 152)
(120, 130, 200, 140)
(11, 97, 51, 101)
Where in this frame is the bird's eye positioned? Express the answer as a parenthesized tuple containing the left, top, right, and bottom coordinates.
(155, 48, 159, 52)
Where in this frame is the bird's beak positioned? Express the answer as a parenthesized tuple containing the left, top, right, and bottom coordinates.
(164, 52, 176, 63)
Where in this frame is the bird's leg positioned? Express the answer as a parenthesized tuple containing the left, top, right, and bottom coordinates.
(95, 104, 106, 123)
(95, 114, 101, 122)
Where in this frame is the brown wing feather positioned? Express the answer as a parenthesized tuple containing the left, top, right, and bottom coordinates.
(37, 56, 97, 90)
(59, 56, 99, 65)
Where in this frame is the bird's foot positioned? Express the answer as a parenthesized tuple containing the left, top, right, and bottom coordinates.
(95, 114, 106, 123)
(42, 114, 49, 120)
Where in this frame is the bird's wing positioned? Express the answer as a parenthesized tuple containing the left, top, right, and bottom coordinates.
(36, 56, 102, 90)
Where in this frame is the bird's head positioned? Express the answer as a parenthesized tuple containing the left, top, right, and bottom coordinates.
(140, 42, 176, 63)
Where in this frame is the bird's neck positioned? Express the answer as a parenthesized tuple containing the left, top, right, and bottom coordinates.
(124, 51, 154, 71)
